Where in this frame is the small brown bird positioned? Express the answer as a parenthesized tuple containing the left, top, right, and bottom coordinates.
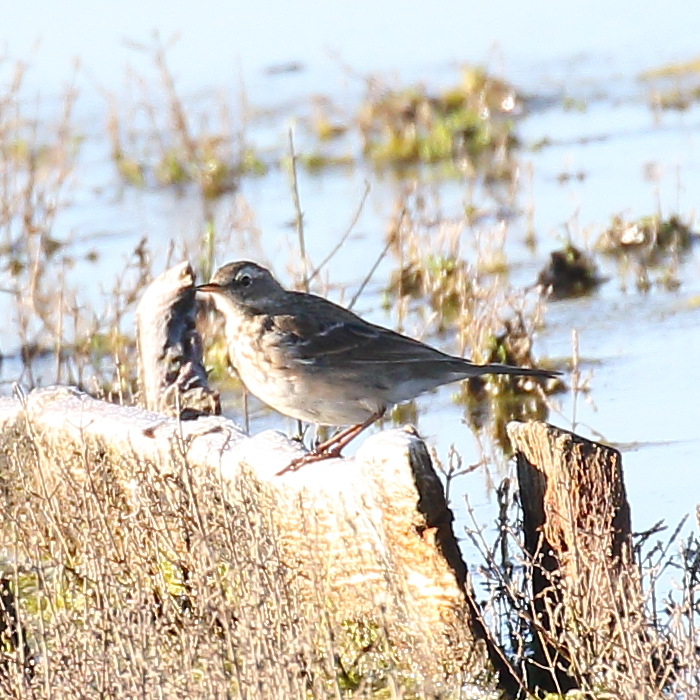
(197, 261, 559, 470)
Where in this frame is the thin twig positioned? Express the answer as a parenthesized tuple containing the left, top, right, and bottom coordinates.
(307, 180, 371, 284)
(152, 32, 196, 162)
(243, 388, 250, 435)
(287, 128, 309, 438)
(54, 263, 65, 384)
(348, 208, 406, 310)
(203, 215, 216, 283)
(571, 328, 580, 432)
(287, 128, 309, 292)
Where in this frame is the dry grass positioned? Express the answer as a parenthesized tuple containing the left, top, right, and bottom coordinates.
(0, 58, 78, 384)
(0, 414, 495, 700)
(460, 464, 700, 698)
(0, 57, 158, 399)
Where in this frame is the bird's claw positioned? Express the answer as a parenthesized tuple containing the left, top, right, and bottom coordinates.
(275, 446, 343, 476)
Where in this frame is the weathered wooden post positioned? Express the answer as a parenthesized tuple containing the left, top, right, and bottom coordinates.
(507, 421, 652, 694)
(136, 261, 220, 417)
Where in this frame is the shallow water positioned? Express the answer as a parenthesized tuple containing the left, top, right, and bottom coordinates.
(4, 1, 700, 564)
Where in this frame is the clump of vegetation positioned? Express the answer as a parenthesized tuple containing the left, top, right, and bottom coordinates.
(647, 85, 700, 111)
(456, 315, 563, 450)
(358, 66, 520, 173)
(309, 94, 349, 141)
(596, 213, 696, 263)
(640, 58, 700, 111)
(537, 244, 604, 299)
(108, 36, 266, 199)
(385, 253, 472, 329)
(381, 195, 476, 332)
(298, 151, 354, 172)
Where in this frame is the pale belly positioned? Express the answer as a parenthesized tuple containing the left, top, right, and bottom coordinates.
(236, 358, 382, 425)
(226, 318, 382, 426)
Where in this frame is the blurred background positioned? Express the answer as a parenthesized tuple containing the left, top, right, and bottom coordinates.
(3, 0, 700, 543)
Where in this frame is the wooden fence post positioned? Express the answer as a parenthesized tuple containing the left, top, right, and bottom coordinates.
(507, 421, 644, 694)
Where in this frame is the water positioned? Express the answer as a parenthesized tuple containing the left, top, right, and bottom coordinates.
(4, 0, 700, 557)
(9, 0, 700, 98)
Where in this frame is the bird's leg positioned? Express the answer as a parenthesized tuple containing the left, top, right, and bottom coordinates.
(312, 410, 384, 457)
(292, 419, 306, 443)
(276, 410, 385, 475)
(313, 424, 331, 448)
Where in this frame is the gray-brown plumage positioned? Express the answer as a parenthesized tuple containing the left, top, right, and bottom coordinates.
(197, 261, 559, 431)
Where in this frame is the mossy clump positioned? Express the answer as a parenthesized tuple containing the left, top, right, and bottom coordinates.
(537, 245, 604, 299)
(238, 147, 268, 177)
(640, 58, 700, 111)
(113, 150, 146, 186)
(596, 214, 696, 263)
(311, 114, 348, 142)
(300, 151, 354, 172)
(112, 133, 243, 199)
(358, 66, 520, 171)
(385, 254, 472, 328)
(154, 149, 189, 187)
(470, 318, 561, 396)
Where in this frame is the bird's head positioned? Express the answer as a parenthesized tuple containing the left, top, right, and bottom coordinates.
(196, 261, 286, 314)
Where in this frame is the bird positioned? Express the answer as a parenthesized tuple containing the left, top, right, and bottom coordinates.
(197, 261, 560, 472)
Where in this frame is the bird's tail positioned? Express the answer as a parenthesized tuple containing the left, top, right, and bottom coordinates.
(470, 363, 560, 381)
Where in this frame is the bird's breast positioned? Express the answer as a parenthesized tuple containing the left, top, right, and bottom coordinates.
(224, 314, 382, 425)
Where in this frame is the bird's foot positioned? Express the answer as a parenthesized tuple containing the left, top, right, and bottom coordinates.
(275, 410, 385, 476)
(275, 445, 343, 476)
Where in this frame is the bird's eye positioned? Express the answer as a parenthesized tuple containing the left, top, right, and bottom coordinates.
(238, 274, 253, 288)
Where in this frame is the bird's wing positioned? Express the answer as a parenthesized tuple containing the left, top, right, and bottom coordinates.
(274, 298, 452, 366)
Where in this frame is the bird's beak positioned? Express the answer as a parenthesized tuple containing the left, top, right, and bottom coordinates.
(195, 283, 223, 294)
